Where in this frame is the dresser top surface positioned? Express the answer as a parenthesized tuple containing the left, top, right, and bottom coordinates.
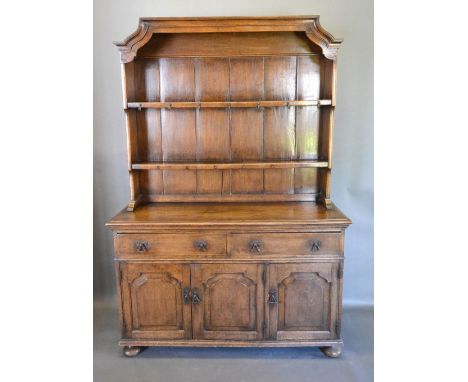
(107, 202, 351, 228)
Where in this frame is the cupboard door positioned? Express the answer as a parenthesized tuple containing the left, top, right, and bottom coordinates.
(121, 263, 192, 339)
(191, 264, 264, 340)
(267, 263, 339, 340)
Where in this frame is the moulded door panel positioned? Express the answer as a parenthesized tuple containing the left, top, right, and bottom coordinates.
(121, 263, 192, 340)
(266, 263, 339, 340)
(191, 263, 264, 340)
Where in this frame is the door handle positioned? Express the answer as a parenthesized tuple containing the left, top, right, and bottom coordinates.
(182, 288, 190, 304)
(268, 289, 279, 304)
(134, 240, 150, 252)
(309, 240, 322, 252)
(191, 288, 202, 304)
(248, 240, 263, 253)
(194, 240, 208, 251)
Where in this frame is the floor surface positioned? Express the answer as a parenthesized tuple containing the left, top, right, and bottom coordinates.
(94, 301, 373, 382)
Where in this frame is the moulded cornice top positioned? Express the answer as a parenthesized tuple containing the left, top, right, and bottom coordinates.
(114, 16, 343, 63)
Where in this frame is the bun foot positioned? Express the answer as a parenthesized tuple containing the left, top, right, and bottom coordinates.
(320, 345, 342, 358)
(123, 346, 143, 357)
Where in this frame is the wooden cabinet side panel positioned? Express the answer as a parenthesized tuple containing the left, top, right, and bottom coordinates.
(114, 261, 126, 338)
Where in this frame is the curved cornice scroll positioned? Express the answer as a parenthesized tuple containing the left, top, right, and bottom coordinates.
(114, 20, 153, 64)
(304, 18, 343, 60)
(114, 16, 342, 63)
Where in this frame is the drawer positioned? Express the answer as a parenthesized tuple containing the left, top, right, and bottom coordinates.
(115, 233, 226, 258)
(228, 233, 342, 257)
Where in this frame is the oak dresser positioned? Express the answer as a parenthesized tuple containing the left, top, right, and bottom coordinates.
(107, 16, 351, 358)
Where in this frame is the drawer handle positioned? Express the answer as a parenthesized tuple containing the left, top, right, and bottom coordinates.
(182, 288, 190, 304)
(268, 289, 279, 304)
(194, 240, 208, 251)
(248, 240, 263, 253)
(310, 240, 322, 252)
(134, 240, 150, 252)
(191, 289, 202, 304)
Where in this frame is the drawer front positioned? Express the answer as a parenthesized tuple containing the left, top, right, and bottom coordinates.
(116, 233, 226, 258)
(228, 233, 342, 258)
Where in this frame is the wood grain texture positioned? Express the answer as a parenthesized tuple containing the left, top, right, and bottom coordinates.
(229, 57, 264, 101)
(116, 233, 227, 258)
(268, 263, 338, 340)
(264, 107, 295, 160)
(143, 194, 318, 203)
(294, 168, 318, 194)
(297, 55, 321, 100)
(262, 73, 296, 193)
(134, 59, 160, 102)
(158, 58, 196, 197)
(160, 58, 195, 101)
(196, 109, 229, 194)
(195, 58, 230, 101)
(191, 263, 264, 340)
(137, 32, 322, 58)
(320, 57, 336, 104)
(264, 56, 296, 100)
(163, 170, 197, 194)
(230, 107, 264, 194)
(139, 170, 163, 195)
(124, 109, 140, 206)
(110, 17, 348, 357)
(132, 160, 328, 170)
(120, 23, 338, 203)
(119, 339, 344, 348)
(121, 263, 192, 339)
(197, 170, 223, 194)
(296, 107, 320, 160)
(107, 202, 352, 228)
(231, 97, 260, 151)
(127, 100, 329, 109)
(196, 109, 230, 161)
(264, 169, 294, 194)
(161, 109, 197, 194)
(228, 232, 342, 257)
(115, 17, 343, 63)
(231, 169, 263, 194)
(161, 111, 196, 160)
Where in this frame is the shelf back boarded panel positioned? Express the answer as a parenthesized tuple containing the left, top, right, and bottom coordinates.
(131, 32, 331, 202)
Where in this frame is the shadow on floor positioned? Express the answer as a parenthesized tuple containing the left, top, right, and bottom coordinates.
(94, 301, 373, 382)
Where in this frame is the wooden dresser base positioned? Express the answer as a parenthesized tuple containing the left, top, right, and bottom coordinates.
(107, 203, 351, 359)
(121, 340, 343, 358)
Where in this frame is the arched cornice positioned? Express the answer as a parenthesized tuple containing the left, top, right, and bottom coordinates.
(114, 20, 153, 64)
(304, 18, 343, 60)
(114, 16, 342, 63)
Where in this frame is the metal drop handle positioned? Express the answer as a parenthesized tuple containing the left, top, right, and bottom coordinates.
(134, 240, 150, 252)
(191, 289, 202, 304)
(194, 240, 208, 251)
(183, 288, 190, 304)
(248, 240, 263, 253)
(310, 240, 322, 252)
(268, 289, 279, 304)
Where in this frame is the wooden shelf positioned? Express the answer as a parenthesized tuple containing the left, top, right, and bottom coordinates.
(132, 160, 329, 171)
(115, 17, 340, 209)
(127, 100, 332, 110)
